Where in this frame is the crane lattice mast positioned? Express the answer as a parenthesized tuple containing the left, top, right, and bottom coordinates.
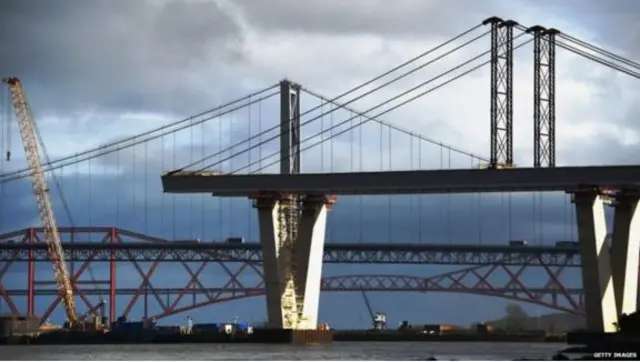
(3, 77, 77, 323)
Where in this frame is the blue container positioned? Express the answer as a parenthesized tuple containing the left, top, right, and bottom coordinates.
(194, 323, 218, 331)
(237, 322, 249, 331)
(113, 321, 144, 331)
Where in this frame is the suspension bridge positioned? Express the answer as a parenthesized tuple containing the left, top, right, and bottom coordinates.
(0, 18, 639, 332)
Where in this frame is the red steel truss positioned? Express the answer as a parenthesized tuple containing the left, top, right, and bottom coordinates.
(0, 227, 585, 323)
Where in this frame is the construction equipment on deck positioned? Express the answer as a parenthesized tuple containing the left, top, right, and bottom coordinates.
(475, 162, 517, 170)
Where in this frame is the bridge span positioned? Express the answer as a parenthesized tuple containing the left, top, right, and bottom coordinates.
(0, 227, 580, 265)
(3, 266, 585, 322)
(163, 165, 640, 196)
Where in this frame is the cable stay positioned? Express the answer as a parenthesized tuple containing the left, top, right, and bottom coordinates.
(516, 23, 640, 79)
(300, 88, 490, 163)
(2, 21, 636, 186)
(195, 30, 532, 175)
(175, 24, 490, 172)
(0, 84, 280, 183)
(555, 40, 640, 79)
(0, 24, 485, 182)
(252, 37, 534, 175)
(558, 32, 640, 71)
(1, 23, 493, 184)
(186, 28, 497, 173)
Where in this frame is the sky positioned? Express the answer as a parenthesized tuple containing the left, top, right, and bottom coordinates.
(0, 0, 639, 328)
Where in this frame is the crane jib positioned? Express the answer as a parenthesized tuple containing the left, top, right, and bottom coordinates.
(3, 77, 78, 324)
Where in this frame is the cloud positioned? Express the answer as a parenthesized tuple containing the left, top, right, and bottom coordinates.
(0, 0, 246, 117)
(231, 0, 507, 38)
(1, 0, 638, 170)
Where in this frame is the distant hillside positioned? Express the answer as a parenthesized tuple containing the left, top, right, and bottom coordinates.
(476, 303, 586, 333)
(484, 312, 586, 333)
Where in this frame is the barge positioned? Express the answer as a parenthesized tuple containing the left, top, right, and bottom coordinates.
(1, 317, 332, 345)
(2, 328, 566, 345)
(1, 328, 332, 345)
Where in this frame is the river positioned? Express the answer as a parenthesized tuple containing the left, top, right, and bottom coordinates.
(2, 342, 568, 360)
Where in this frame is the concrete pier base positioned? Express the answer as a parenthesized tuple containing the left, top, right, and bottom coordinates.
(255, 195, 328, 330)
(610, 192, 640, 317)
(573, 191, 617, 332)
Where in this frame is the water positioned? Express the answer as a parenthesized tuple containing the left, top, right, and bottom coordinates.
(3, 342, 566, 360)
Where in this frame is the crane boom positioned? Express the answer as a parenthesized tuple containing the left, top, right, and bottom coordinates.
(361, 291, 374, 320)
(3, 77, 77, 323)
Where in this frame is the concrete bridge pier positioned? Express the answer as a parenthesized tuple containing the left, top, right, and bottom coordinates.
(610, 191, 640, 317)
(572, 191, 617, 332)
(254, 194, 328, 330)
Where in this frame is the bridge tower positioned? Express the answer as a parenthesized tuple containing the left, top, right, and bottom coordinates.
(572, 190, 640, 332)
(483, 17, 517, 169)
(253, 80, 329, 330)
(528, 26, 559, 168)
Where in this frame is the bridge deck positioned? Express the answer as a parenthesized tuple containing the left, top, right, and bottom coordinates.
(162, 165, 640, 196)
(0, 242, 575, 254)
(0, 242, 580, 265)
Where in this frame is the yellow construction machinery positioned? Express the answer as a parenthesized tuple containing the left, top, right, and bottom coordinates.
(3, 77, 78, 325)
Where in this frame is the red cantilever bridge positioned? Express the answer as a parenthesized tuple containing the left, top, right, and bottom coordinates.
(1, 227, 585, 323)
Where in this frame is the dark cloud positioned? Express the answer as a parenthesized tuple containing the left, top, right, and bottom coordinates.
(0, 0, 246, 116)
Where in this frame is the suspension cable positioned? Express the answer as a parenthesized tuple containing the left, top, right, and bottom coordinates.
(0, 84, 279, 182)
(300, 88, 489, 162)
(245, 37, 533, 174)
(178, 25, 491, 171)
(559, 33, 640, 70)
(196, 30, 497, 172)
(225, 33, 531, 174)
(514, 23, 640, 79)
(0, 91, 278, 184)
(555, 40, 640, 79)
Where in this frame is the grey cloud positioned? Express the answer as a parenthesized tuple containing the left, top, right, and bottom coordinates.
(233, 0, 505, 38)
(0, 0, 246, 116)
(560, 0, 640, 59)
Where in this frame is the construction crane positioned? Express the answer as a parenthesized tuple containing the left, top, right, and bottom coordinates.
(3, 77, 78, 324)
(361, 291, 386, 331)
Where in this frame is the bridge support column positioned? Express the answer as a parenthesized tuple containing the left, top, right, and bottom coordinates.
(610, 192, 640, 317)
(254, 194, 328, 330)
(572, 191, 617, 332)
